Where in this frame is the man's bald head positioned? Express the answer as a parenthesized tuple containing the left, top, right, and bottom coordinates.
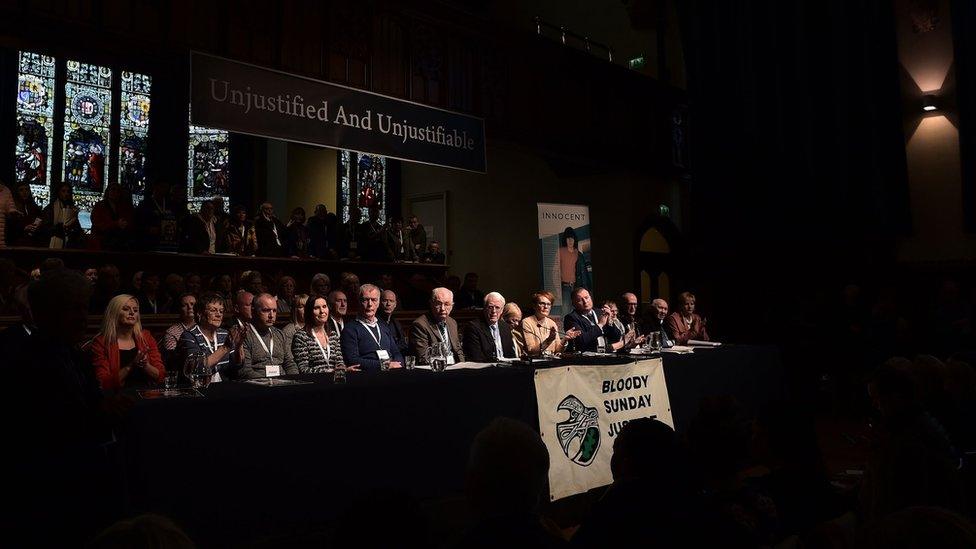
(431, 287, 454, 322)
(651, 298, 669, 320)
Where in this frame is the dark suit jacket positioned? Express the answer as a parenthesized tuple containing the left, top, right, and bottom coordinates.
(563, 309, 607, 352)
(381, 314, 409, 356)
(664, 312, 709, 344)
(339, 318, 404, 371)
(463, 316, 517, 362)
(253, 215, 286, 257)
(411, 313, 464, 363)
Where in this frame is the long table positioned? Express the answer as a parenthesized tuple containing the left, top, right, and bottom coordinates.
(117, 345, 783, 544)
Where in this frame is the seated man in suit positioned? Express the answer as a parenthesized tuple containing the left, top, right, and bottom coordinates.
(563, 288, 621, 353)
(411, 287, 465, 364)
(665, 291, 709, 345)
(463, 292, 518, 362)
(239, 293, 298, 379)
(649, 298, 674, 348)
(327, 290, 347, 335)
(340, 284, 403, 371)
(380, 289, 409, 356)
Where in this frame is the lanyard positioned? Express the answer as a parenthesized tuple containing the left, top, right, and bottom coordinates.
(358, 319, 382, 346)
(313, 329, 330, 362)
(249, 324, 274, 357)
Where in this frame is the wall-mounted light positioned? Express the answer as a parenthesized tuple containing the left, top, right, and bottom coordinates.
(922, 94, 939, 112)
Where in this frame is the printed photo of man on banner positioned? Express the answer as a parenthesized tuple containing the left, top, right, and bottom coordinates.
(537, 203, 593, 317)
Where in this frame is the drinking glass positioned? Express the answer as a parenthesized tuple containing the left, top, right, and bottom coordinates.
(650, 332, 661, 352)
(164, 369, 180, 389)
(404, 356, 416, 370)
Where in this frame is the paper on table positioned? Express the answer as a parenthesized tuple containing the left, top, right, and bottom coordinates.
(414, 361, 497, 371)
(688, 340, 721, 347)
(661, 345, 695, 354)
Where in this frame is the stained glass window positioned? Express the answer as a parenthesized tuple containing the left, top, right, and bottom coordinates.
(357, 154, 386, 225)
(119, 71, 152, 204)
(187, 111, 231, 213)
(14, 51, 56, 207)
(63, 60, 113, 229)
(339, 150, 386, 224)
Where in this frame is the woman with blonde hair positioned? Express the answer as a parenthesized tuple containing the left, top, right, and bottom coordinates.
(521, 290, 581, 357)
(502, 302, 525, 357)
(91, 294, 164, 389)
(282, 293, 309, 349)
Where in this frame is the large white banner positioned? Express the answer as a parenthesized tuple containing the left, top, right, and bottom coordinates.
(537, 203, 593, 317)
(534, 359, 673, 501)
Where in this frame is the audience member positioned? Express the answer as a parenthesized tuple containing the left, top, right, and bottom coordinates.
(340, 284, 403, 371)
(239, 293, 298, 378)
(458, 417, 565, 548)
(307, 204, 336, 259)
(185, 272, 202, 295)
(179, 291, 243, 383)
(162, 292, 197, 362)
(282, 293, 308, 350)
(407, 214, 427, 259)
(135, 180, 178, 252)
(666, 291, 710, 344)
(457, 272, 484, 309)
(180, 199, 217, 254)
(328, 290, 348, 334)
(339, 206, 363, 260)
(563, 288, 620, 353)
(162, 273, 185, 313)
(276, 275, 296, 314)
(362, 205, 390, 262)
(284, 206, 310, 257)
(310, 272, 332, 299)
(90, 183, 134, 251)
(464, 292, 518, 362)
(380, 289, 409, 356)
(130, 270, 143, 294)
(6, 182, 43, 246)
(91, 294, 165, 389)
(386, 216, 416, 262)
(85, 267, 99, 286)
(292, 295, 344, 373)
(572, 419, 713, 548)
(0, 178, 13, 248)
(88, 513, 196, 549)
(232, 289, 254, 330)
(40, 182, 81, 249)
(225, 204, 256, 255)
(522, 291, 580, 357)
(254, 202, 286, 257)
(503, 302, 524, 357)
(90, 264, 122, 314)
(240, 269, 265, 295)
(137, 272, 162, 314)
(426, 240, 446, 264)
(411, 287, 465, 364)
(0, 284, 32, 355)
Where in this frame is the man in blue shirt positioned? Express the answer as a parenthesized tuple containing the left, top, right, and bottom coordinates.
(340, 284, 403, 371)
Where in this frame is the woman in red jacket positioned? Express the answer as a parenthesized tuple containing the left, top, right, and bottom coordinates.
(91, 294, 164, 389)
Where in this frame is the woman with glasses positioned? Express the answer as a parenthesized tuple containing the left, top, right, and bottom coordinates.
(178, 291, 244, 383)
(520, 291, 581, 357)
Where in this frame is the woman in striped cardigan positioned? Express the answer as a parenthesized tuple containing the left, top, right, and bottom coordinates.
(292, 294, 344, 373)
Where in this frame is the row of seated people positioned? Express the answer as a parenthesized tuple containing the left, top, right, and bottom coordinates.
(0, 178, 446, 263)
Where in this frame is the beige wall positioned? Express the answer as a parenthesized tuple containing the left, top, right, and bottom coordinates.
(401, 140, 680, 304)
(285, 144, 337, 216)
(894, 0, 976, 260)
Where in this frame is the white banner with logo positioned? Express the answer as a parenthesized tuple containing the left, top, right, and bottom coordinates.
(534, 359, 673, 501)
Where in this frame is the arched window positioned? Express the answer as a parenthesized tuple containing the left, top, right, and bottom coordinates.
(14, 51, 56, 206)
(339, 150, 386, 224)
(187, 110, 231, 213)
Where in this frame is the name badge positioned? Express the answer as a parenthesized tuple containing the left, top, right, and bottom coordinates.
(376, 350, 390, 360)
(597, 336, 607, 351)
(266, 364, 281, 377)
(446, 355, 456, 365)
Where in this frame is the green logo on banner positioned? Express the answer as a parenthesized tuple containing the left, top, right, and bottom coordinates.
(555, 395, 601, 466)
